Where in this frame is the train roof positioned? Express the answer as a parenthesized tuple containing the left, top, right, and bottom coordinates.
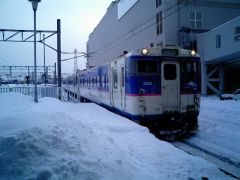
(125, 46, 200, 58)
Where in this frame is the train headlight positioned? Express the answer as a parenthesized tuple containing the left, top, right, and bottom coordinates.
(190, 50, 196, 56)
(141, 48, 149, 55)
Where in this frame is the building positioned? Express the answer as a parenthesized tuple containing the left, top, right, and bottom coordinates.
(87, 0, 240, 94)
(198, 16, 240, 95)
(87, 0, 240, 67)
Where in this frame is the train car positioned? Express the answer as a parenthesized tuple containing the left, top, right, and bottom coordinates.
(67, 46, 201, 138)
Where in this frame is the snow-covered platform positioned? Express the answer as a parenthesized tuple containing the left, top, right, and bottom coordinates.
(0, 93, 238, 179)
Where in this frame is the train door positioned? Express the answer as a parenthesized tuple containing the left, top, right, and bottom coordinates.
(110, 66, 117, 107)
(161, 62, 180, 112)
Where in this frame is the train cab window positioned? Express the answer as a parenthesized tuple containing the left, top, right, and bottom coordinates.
(164, 64, 176, 80)
(137, 60, 158, 74)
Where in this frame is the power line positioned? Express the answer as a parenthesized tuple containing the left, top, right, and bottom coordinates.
(61, 55, 87, 62)
(0, 57, 16, 66)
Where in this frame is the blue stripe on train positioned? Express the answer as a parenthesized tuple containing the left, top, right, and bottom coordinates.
(125, 75, 161, 95)
(100, 102, 199, 122)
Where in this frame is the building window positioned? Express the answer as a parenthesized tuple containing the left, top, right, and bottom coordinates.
(156, 11, 162, 35)
(189, 11, 202, 29)
(234, 26, 240, 42)
(156, 0, 162, 8)
(216, 34, 221, 48)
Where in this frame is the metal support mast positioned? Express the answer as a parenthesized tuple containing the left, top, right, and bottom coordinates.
(57, 19, 62, 100)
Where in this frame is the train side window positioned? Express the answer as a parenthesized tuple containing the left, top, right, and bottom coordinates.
(104, 75, 107, 88)
(121, 67, 124, 87)
(97, 76, 100, 87)
(113, 69, 118, 89)
(106, 75, 108, 89)
(101, 75, 104, 88)
(164, 64, 176, 80)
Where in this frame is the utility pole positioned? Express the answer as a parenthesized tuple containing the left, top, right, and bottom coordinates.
(57, 19, 62, 100)
(73, 48, 79, 74)
(43, 34, 46, 86)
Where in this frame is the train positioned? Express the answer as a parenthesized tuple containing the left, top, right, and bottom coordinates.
(64, 46, 201, 138)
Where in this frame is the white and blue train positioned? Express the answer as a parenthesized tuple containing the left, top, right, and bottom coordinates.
(64, 46, 201, 137)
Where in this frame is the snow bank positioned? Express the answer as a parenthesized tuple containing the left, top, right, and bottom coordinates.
(0, 93, 234, 179)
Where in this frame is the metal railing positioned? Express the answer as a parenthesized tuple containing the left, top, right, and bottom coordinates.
(0, 86, 60, 99)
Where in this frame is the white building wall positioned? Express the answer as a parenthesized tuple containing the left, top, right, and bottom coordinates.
(198, 16, 240, 95)
(198, 16, 240, 63)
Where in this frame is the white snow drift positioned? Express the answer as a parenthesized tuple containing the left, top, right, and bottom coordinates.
(0, 93, 235, 180)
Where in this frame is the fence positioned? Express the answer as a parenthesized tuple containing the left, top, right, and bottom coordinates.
(0, 86, 61, 99)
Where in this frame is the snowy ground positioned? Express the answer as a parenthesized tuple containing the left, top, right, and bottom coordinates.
(0, 93, 237, 180)
(186, 96, 240, 165)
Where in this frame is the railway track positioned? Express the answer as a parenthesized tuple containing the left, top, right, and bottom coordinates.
(171, 141, 240, 179)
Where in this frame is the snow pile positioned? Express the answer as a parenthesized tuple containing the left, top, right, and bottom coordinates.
(0, 93, 234, 179)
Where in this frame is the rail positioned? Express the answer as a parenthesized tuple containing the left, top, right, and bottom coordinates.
(172, 141, 240, 178)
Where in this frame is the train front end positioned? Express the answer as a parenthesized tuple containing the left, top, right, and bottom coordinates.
(125, 47, 201, 139)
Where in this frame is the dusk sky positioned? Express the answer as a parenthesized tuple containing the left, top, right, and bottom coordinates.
(0, 0, 113, 74)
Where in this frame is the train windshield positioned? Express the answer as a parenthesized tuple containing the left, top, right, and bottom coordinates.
(127, 59, 158, 75)
(181, 60, 200, 93)
(181, 62, 197, 79)
(137, 60, 158, 74)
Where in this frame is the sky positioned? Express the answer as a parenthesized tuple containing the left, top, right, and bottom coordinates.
(0, 0, 113, 74)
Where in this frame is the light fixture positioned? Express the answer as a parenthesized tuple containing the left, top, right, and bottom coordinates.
(29, 0, 41, 11)
(141, 48, 149, 55)
(190, 50, 196, 56)
(28, 0, 41, 102)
